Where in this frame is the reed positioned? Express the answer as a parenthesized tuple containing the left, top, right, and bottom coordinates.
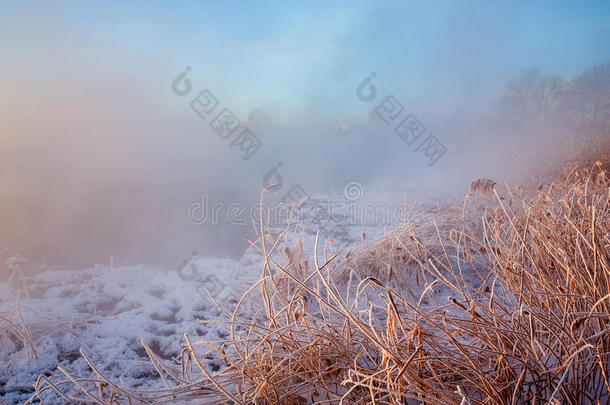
(27, 162, 610, 404)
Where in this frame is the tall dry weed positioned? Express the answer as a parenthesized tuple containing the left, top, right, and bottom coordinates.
(27, 163, 610, 404)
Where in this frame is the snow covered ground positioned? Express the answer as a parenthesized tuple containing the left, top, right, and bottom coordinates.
(0, 257, 256, 404)
(0, 187, 454, 404)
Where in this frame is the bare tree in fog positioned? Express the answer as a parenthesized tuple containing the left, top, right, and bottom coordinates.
(488, 63, 610, 180)
(501, 68, 564, 134)
(562, 62, 610, 139)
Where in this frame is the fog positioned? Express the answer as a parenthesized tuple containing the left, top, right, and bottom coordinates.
(1, 1, 609, 269)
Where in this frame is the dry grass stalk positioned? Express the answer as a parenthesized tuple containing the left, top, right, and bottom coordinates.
(468, 178, 497, 197)
(25, 164, 610, 404)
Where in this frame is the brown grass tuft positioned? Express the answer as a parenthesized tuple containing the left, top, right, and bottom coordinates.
(27, 163, 610, 404)
(468, 178, 497, 197)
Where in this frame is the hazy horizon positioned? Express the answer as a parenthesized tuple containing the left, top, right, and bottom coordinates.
(2, 1, 609, 269)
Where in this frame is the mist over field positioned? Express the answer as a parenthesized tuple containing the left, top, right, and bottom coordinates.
(1, 1, 608, 269)
(2, 2, 610, 404)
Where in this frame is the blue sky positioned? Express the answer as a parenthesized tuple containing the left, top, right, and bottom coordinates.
(2, 1, 609, 125)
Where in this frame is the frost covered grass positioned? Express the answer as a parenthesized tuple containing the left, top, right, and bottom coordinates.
(6, 161, 610, 404)
(190, 162, 609, 404)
